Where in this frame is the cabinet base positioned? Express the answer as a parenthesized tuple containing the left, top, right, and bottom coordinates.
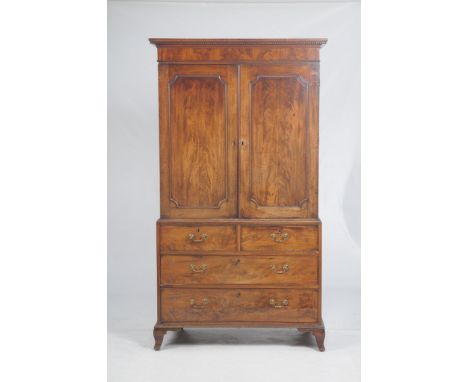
(297, 323, 325, 352)
(153, 320, 325, 351)
(153, 327, 183, 351)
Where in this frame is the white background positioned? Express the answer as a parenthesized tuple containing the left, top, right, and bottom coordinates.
(107, 1, 360, 381)
(2, 1, 468, 382)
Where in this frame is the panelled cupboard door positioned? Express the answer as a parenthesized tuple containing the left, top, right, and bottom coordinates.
(159, 65, 238, 218)
(239, 64, 319, 218)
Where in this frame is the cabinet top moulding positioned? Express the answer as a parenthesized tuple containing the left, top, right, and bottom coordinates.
(149, 38, 328, 63)
(149, 38, 328, 46)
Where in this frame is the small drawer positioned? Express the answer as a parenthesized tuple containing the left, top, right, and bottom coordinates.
(159, 225, 237, 252)
(240, 225, 319, 252)
(161, 288, 319, 323)
(161, 255, 318, 286)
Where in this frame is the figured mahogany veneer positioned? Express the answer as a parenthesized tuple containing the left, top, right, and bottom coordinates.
(158, 64, 238, 219)
(150, 38, 327, 351)
(151, 38, 327, 63)
(161, 254, 319, 286)
(240, 225, 319, 252)
(159, 225, 237, 252)
(161, 288, 319, 323)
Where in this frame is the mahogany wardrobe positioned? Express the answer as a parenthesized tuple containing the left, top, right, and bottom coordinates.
(149, 38, 327, 351)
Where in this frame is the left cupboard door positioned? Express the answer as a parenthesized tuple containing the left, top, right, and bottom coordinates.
(158, 65, 238, 218)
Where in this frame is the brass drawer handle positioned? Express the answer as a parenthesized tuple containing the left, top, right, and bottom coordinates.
(190, 298, 209, 309)
(187, 233, 208, 243)
(190, 263, 208, 273)
(270, 231, 289, 243)
(271, 264, 289, 274)
(269, 298, 288, 309)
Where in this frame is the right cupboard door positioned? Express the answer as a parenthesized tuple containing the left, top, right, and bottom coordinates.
(239, 64, 319, 218)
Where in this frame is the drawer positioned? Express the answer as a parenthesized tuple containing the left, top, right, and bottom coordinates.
(240, 225, 318, 251)
(161, 255, 318, 286)
(161, 288, 319, 323)
(159, 225, 237, 252)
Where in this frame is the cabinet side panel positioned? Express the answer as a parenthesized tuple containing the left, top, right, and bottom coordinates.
(158, 64, 170, 218)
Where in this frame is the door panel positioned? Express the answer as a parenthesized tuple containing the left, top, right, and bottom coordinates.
(240, 64, 319, 218)
(250, 76, 307, 208)
(159, 65, 238, 218)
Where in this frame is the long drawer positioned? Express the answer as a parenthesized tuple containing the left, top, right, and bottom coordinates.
(240, 225, 319, 251)
(159, 225, 237, 252)
(161, 255, 318, 286)
(161, 288, 319, 323)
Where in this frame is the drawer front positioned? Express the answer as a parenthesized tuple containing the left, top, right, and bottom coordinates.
(161, 288, 319, 323)
(160, 225, 237, 252)
(161, 255, 318, 286)
(240, 225, 318, 251)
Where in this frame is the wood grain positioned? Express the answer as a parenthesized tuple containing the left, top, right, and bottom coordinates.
(240, 225, 319, 251)
(157, 46, 320, 63)
(152, 39, 326, 351)
(161, 254, 319, 286)
(159, 65, 238, 218)
(170, 75, 227, 209)
(239, 64, 319, 218)
(160, 225, 237, 252)
(161, 288, 319, 323)
(150, 39, 327, 63)
(250, 75, 308, 208)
